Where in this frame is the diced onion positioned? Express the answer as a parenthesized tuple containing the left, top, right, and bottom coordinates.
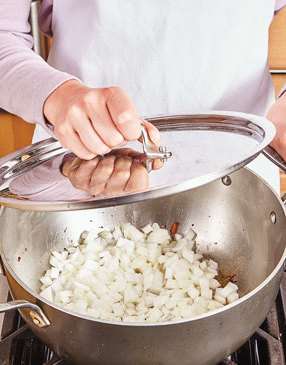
(39, 223, 239, 323)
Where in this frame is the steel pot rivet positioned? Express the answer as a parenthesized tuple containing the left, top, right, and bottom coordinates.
(222, 176, 232, 186)
(33, 318, 40, 325)
(159, 146, 168, 163)
(270, 211, 276, 224)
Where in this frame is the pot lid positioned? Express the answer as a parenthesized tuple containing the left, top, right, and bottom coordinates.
(0, 112, 275, 211)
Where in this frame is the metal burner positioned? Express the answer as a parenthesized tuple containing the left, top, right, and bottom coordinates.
(43, 355, 67, 365)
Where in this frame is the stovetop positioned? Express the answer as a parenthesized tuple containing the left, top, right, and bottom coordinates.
(0, 269, 285, 365)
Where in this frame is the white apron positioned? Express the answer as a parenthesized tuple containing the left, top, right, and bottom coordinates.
(34, 0, 279, 191)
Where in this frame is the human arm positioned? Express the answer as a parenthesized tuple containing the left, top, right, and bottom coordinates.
(267, 93, 286, 160)
(0, 1, 160, 159)
(0, 0, 76, 136)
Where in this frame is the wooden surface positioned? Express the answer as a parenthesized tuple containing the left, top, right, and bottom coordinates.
(0, 111, 34, 158)
(269, 7, 286, 69)
(281, 172, 286, 196)
(271, 73, 286, 98)
(269, 7, 286, 195)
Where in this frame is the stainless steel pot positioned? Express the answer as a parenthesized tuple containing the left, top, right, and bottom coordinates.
(0, 167, 286, 365)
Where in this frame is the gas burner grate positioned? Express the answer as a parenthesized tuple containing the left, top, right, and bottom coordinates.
(43, 355, 67, 365)
(1, 270, 285, 365)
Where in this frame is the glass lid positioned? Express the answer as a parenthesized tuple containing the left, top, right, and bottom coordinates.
(0, 112, 275, 211)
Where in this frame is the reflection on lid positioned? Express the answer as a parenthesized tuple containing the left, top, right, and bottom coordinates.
(8, 149, 162, 201)
(0, 113, 275, 211)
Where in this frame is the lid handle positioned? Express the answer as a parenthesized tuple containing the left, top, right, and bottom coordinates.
(141, 123, 172, 171)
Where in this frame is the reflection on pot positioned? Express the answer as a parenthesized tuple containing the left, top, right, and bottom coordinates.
(8, 149, 162, 201)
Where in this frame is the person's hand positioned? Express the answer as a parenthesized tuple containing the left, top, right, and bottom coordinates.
(267, 92, 286, 160)
(43, 80, 160, 160)
(61, 148, 162, 196)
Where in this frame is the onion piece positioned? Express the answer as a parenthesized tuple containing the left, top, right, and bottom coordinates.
(39, 223, 240, 323)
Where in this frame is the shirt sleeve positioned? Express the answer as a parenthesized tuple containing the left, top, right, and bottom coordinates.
(275, 0, 286, 12)
(0, 0, 77, 136)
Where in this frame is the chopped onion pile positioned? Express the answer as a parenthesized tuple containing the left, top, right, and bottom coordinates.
(39, 223, 239, 322)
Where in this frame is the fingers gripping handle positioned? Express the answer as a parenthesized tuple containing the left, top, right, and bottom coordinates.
(140, 124, 172, 172)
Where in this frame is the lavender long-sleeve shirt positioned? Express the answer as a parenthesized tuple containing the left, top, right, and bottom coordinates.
(0, 1, 75, 136)
(0, 0, 286, 135)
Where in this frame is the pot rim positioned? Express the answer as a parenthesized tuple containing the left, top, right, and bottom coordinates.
(2, 168, 286, 327)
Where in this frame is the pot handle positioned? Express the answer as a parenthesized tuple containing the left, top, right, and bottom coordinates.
(0, 257, 50, 328)
(262, 145, 286, 174)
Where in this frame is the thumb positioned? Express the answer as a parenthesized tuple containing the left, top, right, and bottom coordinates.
(139, 120, 161, 145)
